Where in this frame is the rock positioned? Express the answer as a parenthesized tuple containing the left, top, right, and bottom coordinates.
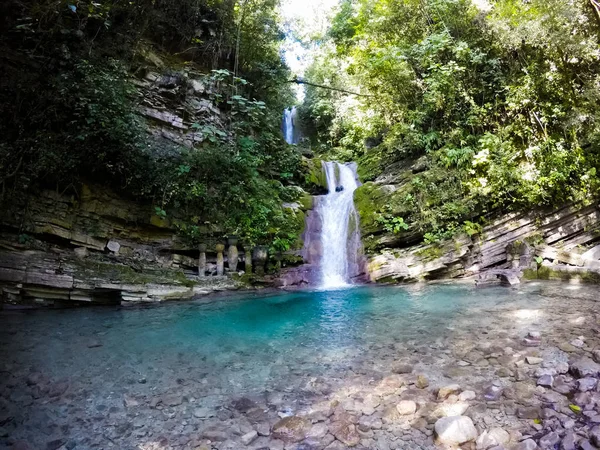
(561, 431, 577, 450)
(516, 406, 541, 420)
(438, 384, 461, 400)
(538, 431, 560, 448)
(161, 394, 183, 407)
(193, 407, 213, 419)
(580, 439, 596, 450)
(416, 375, 429, 389)
(526, 357, 543, 365)
(484, 385, 503, 401)
(202, 429, 228, 441)
(396, 400, 417, 415)
(511, 439, 538, 450)
(330, 420, 360, 447)
(392, 363, 413, 374)
(106, 240, 120, 253)
(537, 375, 553, 387)
(459, 390, 477, 401)
(528, 332, 541, 339)
(87, 340, 102, 348)
(434, 416, 478, 446)
(433, 401, 470, 418)
(570, 357, 600, 377)
(271, 416, 309, 443)
(307, 423, 328, 439)
(593, 349, 600, 364)
(241, 430, 258, 445)
(570, 339, 585, 348)
(477, 428, 510, 449)
(590, 425, 600, 447)
(577, 377, 597, 392)
(46, 439, 66, 450)
(123, 394, 139, 408)
(74, 247, 88, 259)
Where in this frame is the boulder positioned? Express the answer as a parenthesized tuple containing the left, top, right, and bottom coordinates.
(271, 416, 310, 443)
(434, 416, 478, 446)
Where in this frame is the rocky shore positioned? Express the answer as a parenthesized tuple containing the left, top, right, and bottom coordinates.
(1, 282, 600, 450)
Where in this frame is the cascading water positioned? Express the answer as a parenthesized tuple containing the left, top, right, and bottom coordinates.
(282, 107, 297, 144)
(317, 161, 362, 288)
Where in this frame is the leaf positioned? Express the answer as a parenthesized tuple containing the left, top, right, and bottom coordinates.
(569, 404, 581, 414)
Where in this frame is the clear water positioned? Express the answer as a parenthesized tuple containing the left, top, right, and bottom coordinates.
(318, 161, 361, 288)
(1, 282, 598, 448)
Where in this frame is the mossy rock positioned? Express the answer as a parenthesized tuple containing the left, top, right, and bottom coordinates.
(302, 157, 327, 193)
(353, 182, 387, 235)
(298, 193, 314, 211)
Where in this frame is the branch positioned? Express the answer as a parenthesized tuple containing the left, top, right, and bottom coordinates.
(288, 77, 373, 97)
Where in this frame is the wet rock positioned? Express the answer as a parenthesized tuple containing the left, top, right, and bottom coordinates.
(256, 422, 270, 436)
(590, 425, 600, 447)
(438, 384, 461, 400)
(526, 357, 543, 365)
(87, 340, 102, 348)
(512, 439, 538, 450)
(484, 385, 503, 401)
(396, 400, 417, 415)
(330, 420, 360, 447)
(193, 407, 213, 419)
(307, 423, 328, 439)
(202, 429, 228, 441)
(46, 439, 66, 450)
(536, 375, 553, 387)
(434, 416, 478, 446)
(561, 431, 577, 450)
(416, 375, 429, 389)
(161, 394, 184, 407)
(241, 430, 258, 445)
(232, 397, 258, 413)
(570, 357, 600, 378)
(577, 377, 597, 392)
(516, 406, 541, 420)
(459, 390, 477, 401)
(271, 416, 309, 443)
(538, 431, 560, 448)
(392, 363, 413, 374)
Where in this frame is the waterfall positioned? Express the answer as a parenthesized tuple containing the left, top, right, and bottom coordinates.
(283, 107, 297, 144)
(317, 161, 362, 288)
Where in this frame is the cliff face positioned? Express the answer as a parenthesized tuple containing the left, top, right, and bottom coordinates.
(0, 183, 240, 306)
(354, 157, 600, 284)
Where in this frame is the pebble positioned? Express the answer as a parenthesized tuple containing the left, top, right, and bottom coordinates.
(526, 357, 543, 365)
(396, 400, 417, 415)
(241, 430, 258, 445)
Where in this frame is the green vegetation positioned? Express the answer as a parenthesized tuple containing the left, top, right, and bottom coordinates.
(0, 0, 303, 249)
(300, 0, 600, 243)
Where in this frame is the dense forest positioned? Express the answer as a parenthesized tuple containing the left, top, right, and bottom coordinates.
(2, 0, 600, 249)
(301, 0, 600, 243)
(0, 0, 304, 250)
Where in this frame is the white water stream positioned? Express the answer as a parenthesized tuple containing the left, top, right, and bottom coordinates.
(318, 161, 361, 288)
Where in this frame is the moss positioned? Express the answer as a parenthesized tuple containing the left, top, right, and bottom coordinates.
(522, 268, 539, 280)
(537, 265, 551, 280)
(302, 157, 327, 192)
(298, 193, 314, 211)
(353, 182, 387, 235)
(414, 245, 444, 261)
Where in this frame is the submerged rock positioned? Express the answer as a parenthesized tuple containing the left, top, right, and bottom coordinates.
(271, 416, 310, 443)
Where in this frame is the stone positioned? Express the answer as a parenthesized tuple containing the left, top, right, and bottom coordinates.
(511, 439, 538, 450)
(433, 401, 470, 418)
(416, 375, 429, 389)
(396, 400, 417, 415)
(577, 377, 597, 392)
(215, 243, 225, 276)
(106, 240, 120, 253)
(476, 428, 510, 450)
(74, 247, 88, 259)
(538, 431, 560, 448)
(330, 420, 360, 447)
(537, 375, 553, 387)
(307, 423, 328, 439)
(391, 363, 413, 374)
(484, 385, 503, 401)
(241, 430, 258, 445)
(590, 425, 600, 447)
(438, 384, 461, 400)
(202, 429, 228, 441)
(193, 407, 213, 419)
(459, 390, 477, 401)
(561, 431, 577, 450)
(526, 357, 543, 365)
(580, 439, 596, 450)
(271, 416, 309, 443)
(570, 357, 600, 378)
(516, 406, 541, 420)
(434, 416, 478, 446)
